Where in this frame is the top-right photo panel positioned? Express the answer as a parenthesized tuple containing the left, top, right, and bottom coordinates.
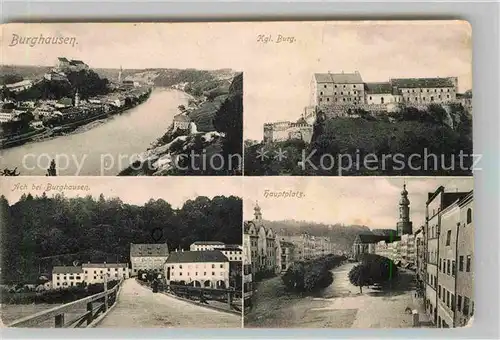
(244, 20, 472, 176)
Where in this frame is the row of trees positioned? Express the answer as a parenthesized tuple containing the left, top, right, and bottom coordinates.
(348, 254, 398, 293)
(0, 194, 242, 283)
(281, 254, 347, 293)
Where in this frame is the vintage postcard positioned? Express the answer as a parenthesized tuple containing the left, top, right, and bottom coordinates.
(0, 177, 243, 328)
(0, 23, 243, 176)
(242, 21, 473, 176)
(243, 177, 474, 328)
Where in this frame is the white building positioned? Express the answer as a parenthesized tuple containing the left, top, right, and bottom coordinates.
(0, 109, 16, 123)
(164, 250, 230, 289)
(52, 266, 84, 288)
(130, 243, 170, 276)
(190, 241, 226, 251)
(189, 241, 242, 263)
(82, 263, 130, 285)
(5, 80, 33, 93)
(52, 263, 130, 288)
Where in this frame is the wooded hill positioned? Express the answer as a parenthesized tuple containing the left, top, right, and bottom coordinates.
(261, 219, 394, 253)
(0, 194, 242, 284)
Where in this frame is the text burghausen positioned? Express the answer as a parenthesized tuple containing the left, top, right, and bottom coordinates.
(9, 34, 78, 48)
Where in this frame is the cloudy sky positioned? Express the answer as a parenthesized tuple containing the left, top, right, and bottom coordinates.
(0, 177, 243, 208)
(243, 177, 473, 230)
(2, 21, 472, 141)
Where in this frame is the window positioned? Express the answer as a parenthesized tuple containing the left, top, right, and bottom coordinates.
(459, 256, 464, 271)
(179, 265, 183, 269)
(451, 294, 455, 311)
(443, 260, 446, 273)
(353, 85, 356, 88)
(179, 272, 182, 276)
(212, 264, 215, 268)
(108, 268, 110, 271)
(463, 297, 470, 315)
(452, 261, 456, 276)
(324, 85, 327, 88)
(466, 255, 471, 272)
(220, 264, 223, 268)
(457, 295, 462, 312)
(203, 272, 206, 275)
(341, 92, 343, 95)
(327, 98, 330, 102)
(84, 270, 88, 274)
(94, 276, 97, 279)
(212, 272, 215, 275)
(439, 259, 442, 271)
(467, 208, 472, 224)
(446, 230, 451, 246)
(335, 85, 337, 88)
(438, 285, 441, 298)
(471, 301, 474, 316)
(115, 268, 118, 271)
(369, 96, 372, 100)
(431, 226, 434, 237)
(446, 291, 450, 307)
(447, 260, 451, 275)
(320, 92, 323, 95)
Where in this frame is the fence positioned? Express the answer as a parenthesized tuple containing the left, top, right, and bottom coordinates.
(136, 279, 242, 313)
(7, 279, 123, 328)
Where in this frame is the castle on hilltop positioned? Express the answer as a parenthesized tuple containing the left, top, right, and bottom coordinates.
(262, 71, 470, 144)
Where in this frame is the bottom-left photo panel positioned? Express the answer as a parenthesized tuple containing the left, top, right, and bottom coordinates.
(0, 177, 243, 328)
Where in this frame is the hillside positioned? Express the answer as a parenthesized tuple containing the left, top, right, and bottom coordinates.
(0, 65, 51, 85)
(245, 104, 473, 176)
(0, 194, 242, 284)
(261, 220, 374, 253)
(119, 72, 243, 176)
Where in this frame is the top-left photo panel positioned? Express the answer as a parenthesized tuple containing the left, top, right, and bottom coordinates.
(0, 23, 243, 176)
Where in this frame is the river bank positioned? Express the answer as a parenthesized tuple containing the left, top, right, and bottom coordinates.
(0, 88, 190, 176)
(1, 93, 151, 151)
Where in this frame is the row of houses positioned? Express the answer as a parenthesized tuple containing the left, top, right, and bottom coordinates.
(243, 203, 337, 306)
(351, 184, 474, 329)
(50, 241, 242, 291)
(421, 187, 474, 328)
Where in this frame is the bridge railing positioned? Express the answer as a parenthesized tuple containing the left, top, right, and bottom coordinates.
(7, 279, 124, 328)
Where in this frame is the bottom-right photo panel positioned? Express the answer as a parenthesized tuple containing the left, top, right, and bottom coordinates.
(243, 177, 473, 329)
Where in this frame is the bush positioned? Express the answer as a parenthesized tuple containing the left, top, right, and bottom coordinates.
(358, 253, 398, 284)
(281, 255, 346, 293)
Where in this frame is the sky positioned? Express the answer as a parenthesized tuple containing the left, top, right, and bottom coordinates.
(0, 177, 243, 208)
(2, 21, 472, 140)
(243, 177, 473, 231)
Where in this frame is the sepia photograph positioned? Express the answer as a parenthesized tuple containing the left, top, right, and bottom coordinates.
(0, 23, 243, 176)
(243, 21, 473, 176)
(243, 177, 473, 329)
(0, 177, 243, 328)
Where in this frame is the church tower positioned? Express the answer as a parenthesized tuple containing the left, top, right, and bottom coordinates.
(118, 65, 123, 83)
(396, 183, 413, 236)
(74, 90, 80, 107)
(254, 201, 263, 222)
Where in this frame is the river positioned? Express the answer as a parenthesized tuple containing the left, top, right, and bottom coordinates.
(0, 88, 190, 176)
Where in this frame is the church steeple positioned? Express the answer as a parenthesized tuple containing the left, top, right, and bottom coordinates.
(254, 201, 262, 221)
(397, 182, 413, 236)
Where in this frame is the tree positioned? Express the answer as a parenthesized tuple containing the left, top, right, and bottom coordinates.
(46, 159, 57, 176)
(348, 264, 371, 293)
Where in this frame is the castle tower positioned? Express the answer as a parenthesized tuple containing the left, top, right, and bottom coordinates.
(396, 183, 413, 236)
(74, 90, 80, 107)
(118, 66, 123, 83)
(254, 201, 262, 222)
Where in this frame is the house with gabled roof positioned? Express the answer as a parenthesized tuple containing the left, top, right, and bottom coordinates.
(130, 243, 169, 276)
